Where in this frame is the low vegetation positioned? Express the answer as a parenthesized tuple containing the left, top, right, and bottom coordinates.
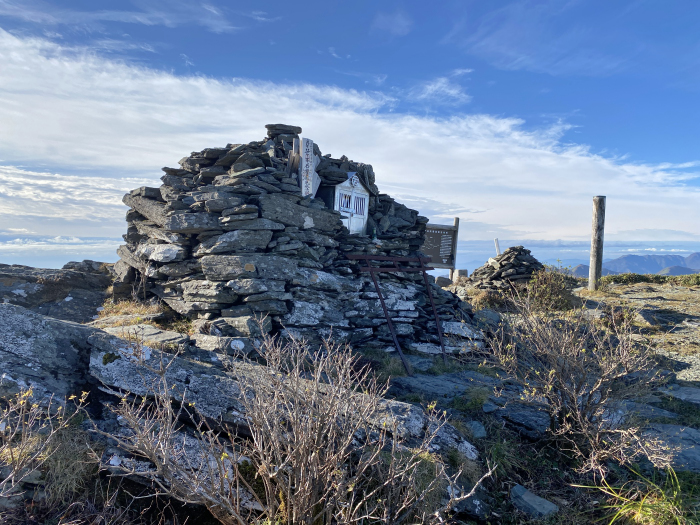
(96, 332, 493, 525)
(600, 273, 700, 288)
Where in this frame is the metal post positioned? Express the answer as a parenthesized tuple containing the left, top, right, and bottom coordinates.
(588, 196, 606, 291)
(494, 238, 501, 256)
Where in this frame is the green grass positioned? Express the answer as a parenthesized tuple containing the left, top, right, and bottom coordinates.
(450, 387, 490, 414)
(656, 396, 700, 429)
(599, 273, 700, 288)
(579, 467, 700, 525)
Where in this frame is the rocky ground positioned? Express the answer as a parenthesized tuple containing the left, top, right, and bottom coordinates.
(3, 261, 700, 523)
(579, 281, 700, 381)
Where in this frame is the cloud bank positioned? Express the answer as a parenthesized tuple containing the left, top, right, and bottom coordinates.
(0, 27, 699, 254)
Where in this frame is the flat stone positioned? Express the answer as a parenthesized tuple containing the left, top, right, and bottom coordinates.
(135, 243, 187, 263)
(442, 321, 484, 340)
(164, 213, 220, 233)
(201, 254, 299, 281)
(258, 194, 341, 232)
(466, 420, 487, 439)
(190, 334, 254, 356)
(247, 300, 289, 315)
(221, 204, 259, 216)
(218, 315, 272, 337)
(645, 424, 700, 472)
(660, 386, 700, 407)
(510, 484, 559, 518)
(122, 194, 168, 226)
(225, 279, 286, 295)
(242, 291, 292, 302)
(204, 197, 245, 212)
(103, 324, 189, 350)
(219, 213, 260, 225)
(291, 268, 363, 293)
(194, 230, 273, 256)
(180, 280, 239, 303)
(161, 298, 227, 316)
(219, 218, 285, 231)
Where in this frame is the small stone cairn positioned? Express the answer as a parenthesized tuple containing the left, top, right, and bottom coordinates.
(465, 246, 544, 291)
(113, 124, 482, 355)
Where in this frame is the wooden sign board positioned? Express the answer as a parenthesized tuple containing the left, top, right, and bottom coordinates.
(421, 221, 459, 269)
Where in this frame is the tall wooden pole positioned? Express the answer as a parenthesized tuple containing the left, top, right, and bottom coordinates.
(449, 217, 459, 281)
(588, 196, 606, 291)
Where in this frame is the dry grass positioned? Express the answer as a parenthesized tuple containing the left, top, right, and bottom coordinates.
(43, 424, 101, 505)
(98, 299, 164, 318)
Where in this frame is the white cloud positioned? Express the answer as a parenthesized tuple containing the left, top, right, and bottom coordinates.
(0, 0, 239, 33)
(371, 10, 413, 37)
(409, 77, 472, 105)
(0, 28, 699, 249)
(442, 0, 638, 77)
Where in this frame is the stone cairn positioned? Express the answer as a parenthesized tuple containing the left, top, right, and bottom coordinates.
(114, 124, 481, 355)
(465, 246, 544, 291)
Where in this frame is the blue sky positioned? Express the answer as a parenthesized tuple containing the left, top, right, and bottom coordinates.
(0, 0, 699, 267)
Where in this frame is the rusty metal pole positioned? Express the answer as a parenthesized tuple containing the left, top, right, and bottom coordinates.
(588, 196, 606, 291)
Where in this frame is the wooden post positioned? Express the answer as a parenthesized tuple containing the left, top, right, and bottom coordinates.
(494, 238, 501, 256)
(449, 217, 459, 281)
(588, 196, 606, 291)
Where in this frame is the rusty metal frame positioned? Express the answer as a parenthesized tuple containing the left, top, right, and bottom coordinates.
(346, 254, 448, 375)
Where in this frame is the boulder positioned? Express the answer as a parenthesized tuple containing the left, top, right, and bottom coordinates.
(510, 484, 559, 518)
(258, 194, 341, 232)
(0, 262, 111, 323)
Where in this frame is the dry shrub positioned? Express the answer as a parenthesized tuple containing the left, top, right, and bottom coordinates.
(0, 389, 88, 500)
(471, 290, 506, 311)
(488, 298, 670, 476)
(526, 266, 579, 312)
(101, 332, 493, 525)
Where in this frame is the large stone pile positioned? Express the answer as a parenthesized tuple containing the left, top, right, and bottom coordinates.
(114, 124, 480, 354)
(465, 246, 544, 291)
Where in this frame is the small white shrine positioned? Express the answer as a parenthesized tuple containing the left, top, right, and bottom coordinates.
(333, 173, 370, 235)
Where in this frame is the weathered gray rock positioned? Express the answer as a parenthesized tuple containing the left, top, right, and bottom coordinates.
(0, 304, 99, 399)
(258, 194, 341, 232)
(660, 385, 700, 407)
(205, 196, 245, 212)
(164, 213, 220, 233)
(465, 421, 487, 439)
(225, 279, 286, 295)
(89, 344, 477, 454)
(510, 484, 559, 518)
(135, 243, 188, 263)
(122, 194, 168, 226)
(201, 254, 299, 281)
(219, 218, 285, 231)
(645, 424, 700, 472)
(217, 315, 272, 337)
(194, 230, 273, 256)
(102, 324, 189, 350)
(0, 263, 111, 323)
(190, 334, 254, 355)
(180, 280, 239, 303)
(161, 298, 227, 315)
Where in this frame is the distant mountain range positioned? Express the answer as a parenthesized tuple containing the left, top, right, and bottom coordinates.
(570, 252, 700, 278)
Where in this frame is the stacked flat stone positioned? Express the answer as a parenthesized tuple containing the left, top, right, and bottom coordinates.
(113, 124, 481, 355)
(467, 246, 544, 290)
